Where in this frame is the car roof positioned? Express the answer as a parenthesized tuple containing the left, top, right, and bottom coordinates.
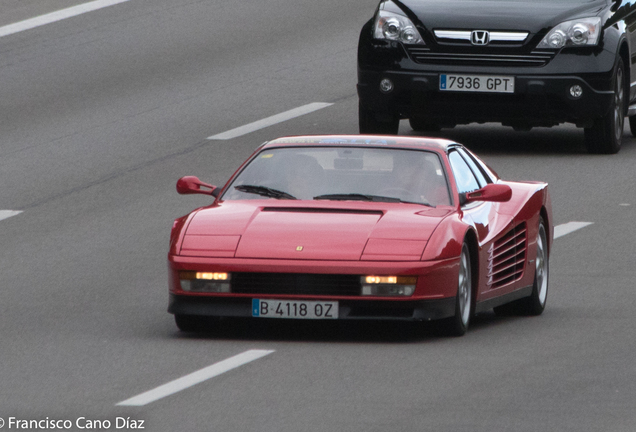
(261, 135, 457, 153)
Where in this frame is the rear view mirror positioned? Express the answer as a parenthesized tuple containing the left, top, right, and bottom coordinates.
(176, 176, 218, 196)
(462, 183, 512, 204)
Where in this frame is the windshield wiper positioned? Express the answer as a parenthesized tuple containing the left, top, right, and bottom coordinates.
(313, 193, 432, 206)
(313, 193, 395, 202)
(234, 185, 297, 200)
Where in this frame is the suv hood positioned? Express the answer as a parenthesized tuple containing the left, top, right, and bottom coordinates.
(393, 0, 605, 34)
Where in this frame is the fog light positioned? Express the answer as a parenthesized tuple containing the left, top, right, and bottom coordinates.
(570, 85, 583, 98)
(379, 78, 394, 93)
(179, 271, 231, 292)
(361, 275, 416, 297)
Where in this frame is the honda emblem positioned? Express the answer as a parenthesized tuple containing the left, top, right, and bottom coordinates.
(471, 30, 490, 46)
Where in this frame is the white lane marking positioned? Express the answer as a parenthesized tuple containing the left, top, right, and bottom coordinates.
(116, 349, 274, 407)
(0, 0, 131, 38)
(0, 210, 22, 222)
(207, 102, 334, 140)
(554, 222, 593, 239)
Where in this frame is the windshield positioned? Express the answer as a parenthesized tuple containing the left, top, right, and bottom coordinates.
(221, 146, 451, 206)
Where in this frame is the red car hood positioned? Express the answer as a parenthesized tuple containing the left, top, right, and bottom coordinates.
(180, 201, 453, 261)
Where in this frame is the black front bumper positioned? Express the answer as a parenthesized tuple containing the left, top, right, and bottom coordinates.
(356, 27, 619, 129)
(168, 293, 456, 322)
(357, 69, 614, 128)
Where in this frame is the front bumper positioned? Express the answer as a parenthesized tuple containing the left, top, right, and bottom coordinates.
(167, 255, 460, 321)
(358, 70, 614, 128)
(357, 37, 618, 128)
(168, 293, 456, 321)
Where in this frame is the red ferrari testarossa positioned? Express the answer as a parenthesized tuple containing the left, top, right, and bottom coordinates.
(168, 135, 552, 336)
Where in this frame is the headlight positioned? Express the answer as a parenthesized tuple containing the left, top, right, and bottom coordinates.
(360, 275, 417, 296)
(373, 10, 424, 45)
(537, 17, 601, 49)
(179, 271, 231, 293)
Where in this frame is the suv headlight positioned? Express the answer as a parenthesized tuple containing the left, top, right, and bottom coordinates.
(373, 10, 424, 45)
(537, 17, 601, 49)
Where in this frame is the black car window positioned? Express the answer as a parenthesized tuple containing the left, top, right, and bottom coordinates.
(457, 148, 489, 187)
(463, 148, 498, 183)
(448, 150, 480, 195)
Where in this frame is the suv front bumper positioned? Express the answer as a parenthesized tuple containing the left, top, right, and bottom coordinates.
(358, 69, 615, 128)
(357, 35, 619, 129)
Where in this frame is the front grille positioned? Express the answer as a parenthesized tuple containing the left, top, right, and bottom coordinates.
(488, 222, 527, 289)
(406, 47, 555, 67)
(231, 273, 361, 296)
(432, 30, 529, 47)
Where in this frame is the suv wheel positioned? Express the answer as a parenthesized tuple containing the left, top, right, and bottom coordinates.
(628, 115, 636, 136)
(409, 117, 441, 132)
(359, 101, 399, 134)
(584, 57, 625, 154)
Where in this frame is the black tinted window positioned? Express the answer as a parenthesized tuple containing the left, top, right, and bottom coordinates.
(448, 151, 480, 194)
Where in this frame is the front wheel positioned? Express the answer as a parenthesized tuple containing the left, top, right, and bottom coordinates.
(359, 101, 399, 134)
(584, 57, 625, 154)
(440, 242, 473, 336)
(409, 117, 441, 133)
(628, 115, 636, 137)
(175, 314, 206, 332)
(521, 217, 549, 315)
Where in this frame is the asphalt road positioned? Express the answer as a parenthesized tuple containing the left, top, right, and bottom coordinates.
(1, 1, 635, 431)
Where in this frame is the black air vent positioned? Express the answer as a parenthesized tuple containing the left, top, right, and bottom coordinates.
(488, 222, 527, 289)
(231, 273, 361, 296)
(262, 207, 383, 215)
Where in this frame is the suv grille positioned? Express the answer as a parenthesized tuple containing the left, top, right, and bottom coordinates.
(406, 47, 555, 67)
(231, 273, 361, 296)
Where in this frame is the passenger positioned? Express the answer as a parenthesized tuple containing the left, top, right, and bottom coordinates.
(281, 154, 325, 200)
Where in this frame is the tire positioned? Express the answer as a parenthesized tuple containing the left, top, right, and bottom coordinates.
(493, 217, 549, 316)
(409, 117, 441, 132)
(584, 57, 625, 154)
(174, 314, 205, 332)
(521, 217, 549, 315)
(629, 115, 636, 136)
(440, 242, 473, 336)
(359, 101, 399, 134)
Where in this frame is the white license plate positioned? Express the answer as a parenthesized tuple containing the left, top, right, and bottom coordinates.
(440, 74, 514, 93)
(252, 299, 338, 319)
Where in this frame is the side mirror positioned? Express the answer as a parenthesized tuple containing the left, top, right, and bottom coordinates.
(176, 176, 218, 196)
(462, 183, 512, 204)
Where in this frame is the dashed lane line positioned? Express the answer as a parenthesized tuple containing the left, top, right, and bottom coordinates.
(0, 210, 22, 222)
(116, 349, 275, 407)
(0, 0, 131, 38)
(554, 221, 593, 239)
(207, 102, 333, 140)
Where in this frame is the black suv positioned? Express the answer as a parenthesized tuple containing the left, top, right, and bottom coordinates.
(357, 0, 636, 153)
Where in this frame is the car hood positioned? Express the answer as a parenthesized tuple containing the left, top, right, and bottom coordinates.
(179, 201, 454, 261)
(394, 0, 606, 34)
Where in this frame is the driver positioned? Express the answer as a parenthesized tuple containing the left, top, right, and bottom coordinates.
(388, 152, 450, 205)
